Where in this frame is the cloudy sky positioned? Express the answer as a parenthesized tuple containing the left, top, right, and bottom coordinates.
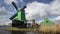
(0, 0, 60, 25)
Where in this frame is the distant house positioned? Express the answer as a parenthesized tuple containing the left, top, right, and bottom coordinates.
(31, 22, 37, 27)
(31, 20, 39, 28)
(40, 16, 55, 26)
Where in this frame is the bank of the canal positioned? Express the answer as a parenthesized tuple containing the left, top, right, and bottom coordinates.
(5, 27, 39, 32)
(0, 26, 40, 34)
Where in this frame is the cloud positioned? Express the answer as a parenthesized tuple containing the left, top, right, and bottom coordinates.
(36, 20, 44, 24)
(50, 16, 60, 23)
(0, 7, 8, 15)
(45, 0, 60, 23)
(0, 17, 12, 25)
(25, 0, 60, 20)
(0, 7, 12, 25)
(25, 0, 60, 24)
(20, 0, 24, 3)
(25, 1, 49, 20)
(4, 0, 18, 4)
(54, 16, 60, 20)
(49, 0, 60, 16)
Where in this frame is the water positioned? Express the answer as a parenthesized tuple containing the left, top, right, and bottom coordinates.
(0, 26, 11, 34)
(0, 26, 40, 34)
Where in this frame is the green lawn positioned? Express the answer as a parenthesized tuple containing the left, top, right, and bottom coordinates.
(5, 27, 38, 31)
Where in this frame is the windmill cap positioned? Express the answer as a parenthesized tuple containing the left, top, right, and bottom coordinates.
(22, 6, 26, 9)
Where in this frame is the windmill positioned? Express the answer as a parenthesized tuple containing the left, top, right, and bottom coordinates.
(40, 16, 55, 26)
(9, 2, 27, 28)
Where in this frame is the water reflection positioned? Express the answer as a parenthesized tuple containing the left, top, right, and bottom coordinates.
(11, 31, 40, 34)
(11, 31, 25, 34)
(0, 26, 40, 34)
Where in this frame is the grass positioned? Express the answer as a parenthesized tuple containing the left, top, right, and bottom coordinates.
(5, 27, 38, 32)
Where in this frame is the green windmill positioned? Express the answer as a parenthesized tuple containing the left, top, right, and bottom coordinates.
(9, 2, 27, 28)
(40, 16, 55, 26)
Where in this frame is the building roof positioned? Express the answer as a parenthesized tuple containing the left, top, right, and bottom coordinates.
(40, 16, 55, 26)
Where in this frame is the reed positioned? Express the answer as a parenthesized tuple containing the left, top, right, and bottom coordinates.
(39, 24, 60, 34)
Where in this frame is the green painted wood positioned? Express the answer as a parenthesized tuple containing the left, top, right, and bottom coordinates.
(17, 10, 21, 20)
(17, 10, 26, 21)
(40, 16, 54, 26)
(10, 10, 26, 21)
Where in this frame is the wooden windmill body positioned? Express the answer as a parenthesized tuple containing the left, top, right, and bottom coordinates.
(9, 2, 27, 28)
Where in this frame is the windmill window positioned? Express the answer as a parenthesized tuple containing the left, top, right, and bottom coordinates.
(46, 21, 48, 23)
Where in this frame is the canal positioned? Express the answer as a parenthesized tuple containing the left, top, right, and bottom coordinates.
(0, 26, 40, 34)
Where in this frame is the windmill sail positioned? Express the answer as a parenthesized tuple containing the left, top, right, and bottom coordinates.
(12, 2, 18, 10)
(9, 2, 18, 20)
(9, 13, 17, 20)
(9, 2, 26, 20)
